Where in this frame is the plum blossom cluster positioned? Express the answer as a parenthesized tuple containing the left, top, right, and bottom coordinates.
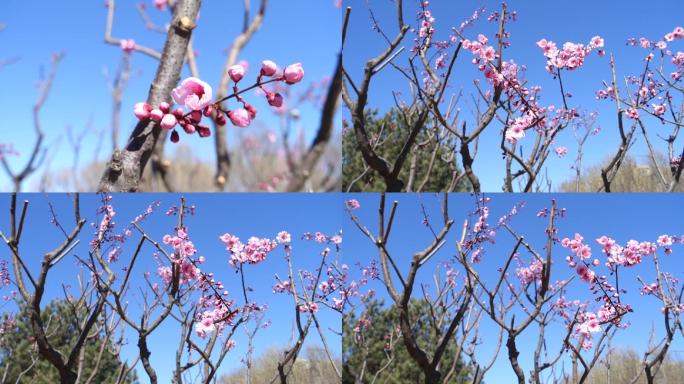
(537, 36, 604, 73)
(515, 259, 544, 285)
(159, 228, 205, 284)
(220, 233, 278, 268)
(133, 60, 304, 143)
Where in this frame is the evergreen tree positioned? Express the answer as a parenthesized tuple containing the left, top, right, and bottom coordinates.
(343, 299, 470, 384)
(343, 109, 469, 192)
(0, 299, 137, 384)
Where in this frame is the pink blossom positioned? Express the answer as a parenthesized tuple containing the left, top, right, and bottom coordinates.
(589, 36, 604, 49)
(171, 77, 213, 111)
(283, 63, 304, 84)
(160, 113, 177, 129)
(625, 107, 640, 120)
(576, 264, 595, 283)
(228, 108, 251, 128)
(276, 231, 291, 244)
(657, 234, 673, 247)
(154, 0, 167, 11)
(261, 60, 278, 76)
(346, 199, 360, 210)
(227, 64, 245, 83)
(652, 103, 667, 116)
(120, 39, 136, 53)
(554, 146, 568, 157)
(134, 102, 152, 119)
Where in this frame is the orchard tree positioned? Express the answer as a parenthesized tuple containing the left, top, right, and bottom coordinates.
(0, 194, 343, 383)
(342, 1, 684, 192)
(344, 194, 684, 384)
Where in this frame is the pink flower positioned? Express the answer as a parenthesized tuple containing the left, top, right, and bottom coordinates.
(160, 113, 177, 129)
(261, 60, 278, 76)
(346, 199, 360, 210)
(120, 39, 136, 53)
(657, 234, 673, 247)
(134, 102, 152, 119)
(505, 125, 525, 143)
(589, 36, 604, 49)
(227, 64, 245, 82)
(154, 0, 167, 11)
(576, 265, 595, 283)
(228, 108, 251, 128)
(652, 103, 666, 116)
(554, 146, 568, 157)
(625, 107, 640, 120)
(171, 77, 213, 111)
(283, 63, 304, 84)
(276, 231, 291, 244)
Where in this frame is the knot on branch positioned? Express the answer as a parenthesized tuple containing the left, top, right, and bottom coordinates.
(175, 16, 196, 35)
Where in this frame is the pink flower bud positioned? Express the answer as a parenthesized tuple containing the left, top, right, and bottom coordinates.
(261, 60, 278, 76)
(134, 102, 152, 119)
(182, 124, 196, 134)
(120, 39, 136, 53)
(215, 113, 226, 126)
(245, 104, 257, 119)
(227, 64, 245, 82)
(203, 104, 215, 117)
(160, 114, 177, 129)
(173, 108, 185, 118)
(190, 110, 202, 123)
(228, 108, 251, 128)
(170, 130, 180, 143)
(283, 63, 304, 84)
(267, 92, 283, 107)
(159, 102, 170, 113)
(197, 125, 211, 137)
(149, 109, 164, 122)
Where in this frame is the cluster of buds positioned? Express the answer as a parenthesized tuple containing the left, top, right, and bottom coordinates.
(133, 60, 304, 143)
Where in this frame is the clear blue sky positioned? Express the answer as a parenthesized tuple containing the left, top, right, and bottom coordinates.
(344, 193, 684, 382)
(343, 0, 684, 191)
(0, 0, 341, 191)
(0, 193, 343, 382)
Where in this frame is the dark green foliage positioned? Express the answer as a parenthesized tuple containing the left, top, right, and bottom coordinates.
(343, 109, 468, 192)
(343, 299, 470, 384)
(0, 299, 137, 384)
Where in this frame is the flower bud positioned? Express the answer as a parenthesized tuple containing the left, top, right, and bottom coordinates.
(197, 125, 211, 137)
(245, 104, 257, 119)
(227, 64, 245, 82)
(159, 102, 171, 113)
(261, 60, 278, 76)
(190, 110, 202, 123)
(170, 130, 180, 143)
(149, 109, 164, 122)
(215, 113, 226, 126)
(160, 113, 177, 129)
(183, 124, 196, 134)
(173, 108, 185, 118)
(203, 104, 215, 117)
(228, 108, 251, 128)
(134, 102, 152, 119)
(267, 92, 283, 107)
(283, 63, 304, 84)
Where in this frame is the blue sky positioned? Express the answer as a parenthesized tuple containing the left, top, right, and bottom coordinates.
(0, 193, 343, 382)
(0, 0, 341, 191)
(343, 0, 684, 191)
(344, 193, 684, 382)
